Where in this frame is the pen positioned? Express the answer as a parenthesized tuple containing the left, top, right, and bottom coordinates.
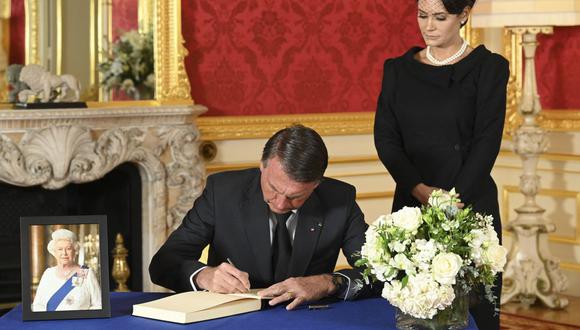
(227, 258, 236, 267)
(308, 304, 330, 310)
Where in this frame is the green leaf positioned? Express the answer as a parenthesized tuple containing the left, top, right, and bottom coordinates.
(401, 275, 409, 289)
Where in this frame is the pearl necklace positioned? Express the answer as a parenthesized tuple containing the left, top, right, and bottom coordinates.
(426, 39, 468, 66)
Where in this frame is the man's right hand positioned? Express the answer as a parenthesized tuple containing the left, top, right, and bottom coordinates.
(194, 262, 250, 293)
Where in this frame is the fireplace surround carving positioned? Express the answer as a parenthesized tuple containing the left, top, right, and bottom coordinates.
(0, 103, 207, 291)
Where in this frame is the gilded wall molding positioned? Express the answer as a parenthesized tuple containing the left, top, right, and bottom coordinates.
(154, 0, 192, 102)
(198, 112, 374, 141)
(198, 108, 580, 141)
(24, 0, 40, 64)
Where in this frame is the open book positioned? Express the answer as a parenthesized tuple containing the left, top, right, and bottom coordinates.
(132, 289, 268, 324)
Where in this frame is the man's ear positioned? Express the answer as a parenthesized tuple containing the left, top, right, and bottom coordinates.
(259, 161, 264, 172)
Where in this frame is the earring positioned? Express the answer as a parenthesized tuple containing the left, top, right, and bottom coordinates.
(461, 20, 466, 25)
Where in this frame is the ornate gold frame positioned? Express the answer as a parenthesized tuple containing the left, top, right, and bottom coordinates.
(24, 0, 192, 104)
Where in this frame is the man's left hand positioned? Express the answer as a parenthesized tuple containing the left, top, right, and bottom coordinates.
(257, 274, 336, 310)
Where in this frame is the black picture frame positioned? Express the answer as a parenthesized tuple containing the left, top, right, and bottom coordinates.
(20, 215, 111, 321)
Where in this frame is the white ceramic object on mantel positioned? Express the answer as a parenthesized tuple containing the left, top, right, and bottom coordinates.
(17, 64, 81, 103)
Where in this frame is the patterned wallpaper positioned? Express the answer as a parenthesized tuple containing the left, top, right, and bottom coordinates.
(181, 0, 423, 116)
(6, 0, 580, 113)
(112, 0, 139, 41)
(536, 26, 580, 109)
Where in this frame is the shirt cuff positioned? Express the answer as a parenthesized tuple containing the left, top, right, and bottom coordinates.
(189, 266, 208, 291)
(332, 272, 351, 301)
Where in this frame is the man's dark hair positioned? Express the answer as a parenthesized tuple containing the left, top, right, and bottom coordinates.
(261, 124, 328, 183)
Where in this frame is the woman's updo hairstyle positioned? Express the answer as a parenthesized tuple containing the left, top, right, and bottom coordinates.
(418, 0, 476, 27)
(442, 0, 476, 27)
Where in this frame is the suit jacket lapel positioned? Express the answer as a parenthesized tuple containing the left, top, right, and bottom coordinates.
(289, 192, 324, 278)
(239, 173, 273, 284)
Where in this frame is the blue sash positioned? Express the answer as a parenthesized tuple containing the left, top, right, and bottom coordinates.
(46, 266, 88, 311)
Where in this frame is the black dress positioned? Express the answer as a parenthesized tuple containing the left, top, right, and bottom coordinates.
(374, 45, 509, 330)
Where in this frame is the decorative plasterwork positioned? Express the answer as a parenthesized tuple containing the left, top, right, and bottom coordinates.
(0, 104, 207, 291)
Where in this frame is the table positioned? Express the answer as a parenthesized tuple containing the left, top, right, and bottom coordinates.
(0, 292, 478, 329)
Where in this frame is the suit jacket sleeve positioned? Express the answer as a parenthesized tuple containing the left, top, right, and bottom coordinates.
(335, 186, 382, 300)
(149, 176, 216, 292)
(453, 56, 509, 203)
(374, 58, 423, 195)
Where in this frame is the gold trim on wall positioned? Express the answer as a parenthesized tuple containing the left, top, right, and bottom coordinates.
(24, 0, 40, 64)
(501, 185, 580, 245)
(197, 108, 580, 142)
(198, 112, 374, 141)
(205, 155, 380, 173)
(154, 0, 192, 102)
(539, 110, 580, 131)
(55, 0, 62, 75)
(560, 262, 580, 272)
(356, 191, 394, 200)
(0, 0, 10, 19)
(139, 0, 154, 33)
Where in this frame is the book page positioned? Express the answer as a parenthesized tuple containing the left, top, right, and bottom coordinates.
(136, 291, 253, 313)
(228, 288, 273, 300)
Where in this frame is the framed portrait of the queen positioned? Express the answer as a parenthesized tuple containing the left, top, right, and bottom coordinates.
(20, 215, 111, 320)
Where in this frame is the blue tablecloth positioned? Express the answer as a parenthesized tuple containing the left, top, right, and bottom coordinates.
(0, 292, 478, 329)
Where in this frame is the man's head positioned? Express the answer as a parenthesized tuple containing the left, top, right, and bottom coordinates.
(260, 125, 328, 214)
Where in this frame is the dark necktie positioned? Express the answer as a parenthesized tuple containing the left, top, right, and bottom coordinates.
(272, 211, 293, 283)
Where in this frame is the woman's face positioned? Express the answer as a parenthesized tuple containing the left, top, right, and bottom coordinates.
(417, 0, 466, 48)
(55, 239, 76, 266)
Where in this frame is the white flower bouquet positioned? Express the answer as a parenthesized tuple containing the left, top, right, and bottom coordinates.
(356, 189, 507, 324)
(98, 30, 155, 100)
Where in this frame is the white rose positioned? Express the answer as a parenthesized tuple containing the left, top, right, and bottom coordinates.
(431, 252, 463, 285)
(391, 253, 415, 274)
(392, 206, 422, 232)
(484, 244, 507, 273)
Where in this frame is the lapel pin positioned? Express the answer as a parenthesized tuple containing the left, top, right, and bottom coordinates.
(317, 222, 322, 227)
(310, 227, 315, 232)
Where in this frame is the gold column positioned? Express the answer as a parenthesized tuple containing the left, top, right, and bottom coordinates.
(30, 225, 45, 297)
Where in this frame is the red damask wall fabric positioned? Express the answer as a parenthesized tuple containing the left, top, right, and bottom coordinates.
(9, 0, 25, 64)
(112, 0, 139, 41)
(536, 26, 580, 110)
(182, 0, 424, 116)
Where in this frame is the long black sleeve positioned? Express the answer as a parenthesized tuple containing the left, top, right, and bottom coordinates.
(374, 59, 423, 196)
(453, 55, 509, 203)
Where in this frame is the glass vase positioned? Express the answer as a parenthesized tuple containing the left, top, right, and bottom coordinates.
(394, 288, 469, 330)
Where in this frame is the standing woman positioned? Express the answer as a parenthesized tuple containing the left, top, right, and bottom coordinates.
(374, 0, 508, 329)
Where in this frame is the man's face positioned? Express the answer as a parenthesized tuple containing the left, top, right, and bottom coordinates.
(260, 156, 319, 214)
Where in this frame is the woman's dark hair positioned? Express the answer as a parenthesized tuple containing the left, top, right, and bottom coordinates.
(441, 0, 476, 14)
(261, 124, 328, 183)
(419, 0, 476, 27)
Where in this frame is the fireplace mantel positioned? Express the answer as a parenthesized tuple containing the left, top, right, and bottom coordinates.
(0, 103, 207, 291)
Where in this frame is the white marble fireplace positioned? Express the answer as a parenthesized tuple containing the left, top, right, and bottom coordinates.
(0, 103, 207, 291)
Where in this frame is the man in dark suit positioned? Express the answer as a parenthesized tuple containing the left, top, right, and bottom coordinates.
(150, 125, 377, 310)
